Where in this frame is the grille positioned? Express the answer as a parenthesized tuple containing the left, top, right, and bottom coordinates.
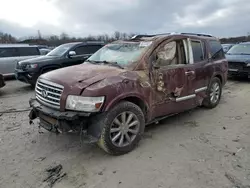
(228, 62, 245, 70)
(35, 79, 64, 109)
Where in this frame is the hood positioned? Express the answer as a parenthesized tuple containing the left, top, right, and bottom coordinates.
(226, 54, 250, 63)
(18, 55, 60, 64)
(40, 63, 126, 94)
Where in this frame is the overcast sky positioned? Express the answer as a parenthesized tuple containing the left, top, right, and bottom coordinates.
(0, 0, 249, 38)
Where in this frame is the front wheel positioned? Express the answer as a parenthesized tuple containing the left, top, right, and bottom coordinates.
(97, 101, 145, 155)
(202, 77, 222, 108)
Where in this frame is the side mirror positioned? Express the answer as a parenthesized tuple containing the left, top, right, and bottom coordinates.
(82, 54, 91, 59)
(68, 51, 76, 57)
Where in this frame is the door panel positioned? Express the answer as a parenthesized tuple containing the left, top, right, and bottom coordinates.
(151, 38, 199, 119)
(152, 65, 197, 118)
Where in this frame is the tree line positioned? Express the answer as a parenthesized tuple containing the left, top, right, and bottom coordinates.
(1, 30, 250, 46)
(0, 31, 139, 46)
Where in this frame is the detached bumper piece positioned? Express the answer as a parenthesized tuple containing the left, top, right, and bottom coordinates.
(29, 98, 90, 133)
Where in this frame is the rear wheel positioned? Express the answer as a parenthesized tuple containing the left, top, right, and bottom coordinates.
(203, 77, 222, 108)
(97, 101, 145, 155)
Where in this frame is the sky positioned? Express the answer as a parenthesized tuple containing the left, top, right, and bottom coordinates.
(0, 0, 249, 38)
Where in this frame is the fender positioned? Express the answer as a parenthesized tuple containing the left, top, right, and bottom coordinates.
(40, 65, 61, 73)
(104, 92, 150, 112)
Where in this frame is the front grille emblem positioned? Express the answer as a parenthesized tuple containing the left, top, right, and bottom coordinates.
(41, 90, 48, 98)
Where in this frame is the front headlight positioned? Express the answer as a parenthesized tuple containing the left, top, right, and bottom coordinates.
(65, 95, 105, 112)
(246, 63, 250, 67)
(26, 64, 38, 69)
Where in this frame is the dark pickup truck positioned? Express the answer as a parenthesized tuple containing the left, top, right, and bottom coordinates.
(29, 33, 228, 155)
(15, 41, 104, 86)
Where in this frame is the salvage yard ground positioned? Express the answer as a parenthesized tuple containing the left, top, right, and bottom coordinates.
(0, 79, 250, 188)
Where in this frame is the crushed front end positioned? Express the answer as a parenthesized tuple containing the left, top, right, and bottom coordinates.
(29, 98, 90, 134)
(29, 78, 102, 143)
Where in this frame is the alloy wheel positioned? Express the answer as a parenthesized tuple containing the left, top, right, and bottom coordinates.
(109, 111, 140, 147)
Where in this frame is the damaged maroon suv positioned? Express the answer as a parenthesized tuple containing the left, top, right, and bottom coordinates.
(29, 33, 228, 155)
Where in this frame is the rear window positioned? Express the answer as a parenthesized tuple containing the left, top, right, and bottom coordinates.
(18, 47, 40, 56)
(0, 48, 18, 58)
(75, 45, 103, 55)
(208, 40, 225, 60)
(191, 40, 204, 63)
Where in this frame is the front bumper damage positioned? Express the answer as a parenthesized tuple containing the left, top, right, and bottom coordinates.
(29, 98, 102, 143)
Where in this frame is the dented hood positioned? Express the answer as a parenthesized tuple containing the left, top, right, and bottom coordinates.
(40, 63, 125, 93)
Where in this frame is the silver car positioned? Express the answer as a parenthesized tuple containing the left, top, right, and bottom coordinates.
(0, 44, 41, 77)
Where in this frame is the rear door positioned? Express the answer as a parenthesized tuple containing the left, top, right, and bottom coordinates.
(188, 38, 210, 104)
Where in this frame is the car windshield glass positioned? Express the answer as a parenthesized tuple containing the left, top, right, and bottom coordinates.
(227, 44, 250, 55)
(87, 41, 152, 67)
(47, 43, 74, 56)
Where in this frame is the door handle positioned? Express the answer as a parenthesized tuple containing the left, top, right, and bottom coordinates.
(185, 71, 195, 76)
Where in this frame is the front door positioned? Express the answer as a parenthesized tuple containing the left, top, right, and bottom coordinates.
(151, 38, 197, 118)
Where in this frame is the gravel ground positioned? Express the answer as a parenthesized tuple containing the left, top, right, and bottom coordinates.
(0, 79, 250, 188)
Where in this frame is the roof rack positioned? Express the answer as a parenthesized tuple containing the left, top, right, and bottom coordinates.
(180, 33, 213, 37)
(131, 33, 174, 40)
(131, 32, 213, 40)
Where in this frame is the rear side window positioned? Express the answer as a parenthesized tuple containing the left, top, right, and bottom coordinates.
(208, 40, 225, 60)
(18, 47, 40, 56)
(0, 48, 18, 58)
(191, 40, 204, 63)
(75, 45, 103, 55)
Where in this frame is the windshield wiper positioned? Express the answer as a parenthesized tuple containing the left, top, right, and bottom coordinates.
(85, 60, 97, 64)
(101, 61, 124, 69)
(86, 60, 124, 69)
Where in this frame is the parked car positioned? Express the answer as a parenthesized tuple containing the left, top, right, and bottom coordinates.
(222, 43, 234, 53)
(39, 48, 51, 55)
(0, 73, 5, 88)
(29, 33, 228, 155)
(0, 44, 41, 77)
(226, 42, 250, 78)
(15, 41, 104, 87)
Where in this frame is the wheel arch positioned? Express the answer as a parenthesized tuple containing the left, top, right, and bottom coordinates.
(104, 94, 150, 121)
(40, 65, 61, 74)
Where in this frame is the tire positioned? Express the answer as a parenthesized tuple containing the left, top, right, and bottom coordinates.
(202, 77, 222, 109)
(97, 101, 145, 155)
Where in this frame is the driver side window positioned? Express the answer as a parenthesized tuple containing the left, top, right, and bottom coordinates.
(154, 40, 188, 67)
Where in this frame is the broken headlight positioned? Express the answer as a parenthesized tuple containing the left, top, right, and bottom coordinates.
(65, 95, 105, 112)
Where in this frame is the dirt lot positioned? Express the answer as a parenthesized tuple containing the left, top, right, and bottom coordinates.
(0, 79, 250, 188)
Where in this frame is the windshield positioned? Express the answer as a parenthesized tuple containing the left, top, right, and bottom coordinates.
(87, 41, 152, 67)
(227, 44, 250, 55)
(47, 43, 74, 56)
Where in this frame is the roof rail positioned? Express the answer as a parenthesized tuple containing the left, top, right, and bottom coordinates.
(130, 32, 213, 40)
(180, 33, 213, 37)
(131, 33, 174, 40)
(131, 34, 156, 39)
(85, 41, 105, 44)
